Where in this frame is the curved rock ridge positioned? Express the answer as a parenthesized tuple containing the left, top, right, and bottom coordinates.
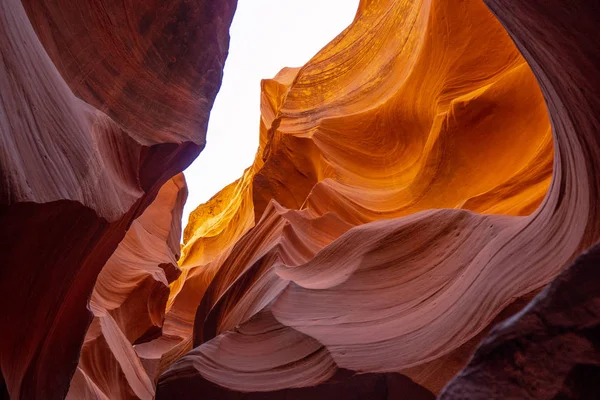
(0, 0, 236, 398)
(439, 0, 600, 397)
(3, 0, 598, 396)
(67, 174, 186, 400)
(439, 244, 600, 399)
(154, 0, 600, 396)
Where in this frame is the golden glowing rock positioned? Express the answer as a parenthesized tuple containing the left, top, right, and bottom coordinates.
(3, 0, 600, 397)
(157, 0, 581, 397)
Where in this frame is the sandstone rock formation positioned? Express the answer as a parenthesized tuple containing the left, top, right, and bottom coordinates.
(157, 0, 561, 396)
(67, 174, 187, 400)
(156, 0, 600, 397)
(439, 0, 600, 398)
(0, 0, 235, 398)
(2, 0, 599, 398)
(439, 243, 600, 399)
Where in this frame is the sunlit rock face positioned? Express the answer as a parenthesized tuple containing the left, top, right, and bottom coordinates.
(1, 0, 599, 398)
(159, 0, 600, 397)
(0, 0, 235, 398)
(440, 0, 600, 398)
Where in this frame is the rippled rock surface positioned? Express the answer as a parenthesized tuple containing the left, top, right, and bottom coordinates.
(440, 0, 600, 397)
(159, 0, 599, 397)
(1, 0, 599, 398)
(0, 0, 235, 398)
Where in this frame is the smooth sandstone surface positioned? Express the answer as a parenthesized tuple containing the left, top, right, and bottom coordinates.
(440, 243, 600, 399)
(67, 174, 187, 400)
(0, 0, 235, 398)
(440, 0, 600, 398)
(1, 0, 599, 398)
(158, 0, 600, 397)
(158, 0, 560, 396)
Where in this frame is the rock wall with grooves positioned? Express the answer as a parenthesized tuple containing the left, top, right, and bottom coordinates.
(146, 0, 587, 396)
(0, 0, 236, 398)
(2, 0, 599, 398)
(157, 0, 597, 396)
(440, 243, 600, 399)
(439, 0, 600, 398)
(67, 174, 187, 400)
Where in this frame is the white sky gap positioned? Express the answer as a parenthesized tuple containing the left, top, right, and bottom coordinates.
(182, 0, 360, 228)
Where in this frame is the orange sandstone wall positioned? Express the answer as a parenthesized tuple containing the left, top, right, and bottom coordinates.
(2, 0, 600, 398)
(159, 0, 559, 396)
(158, 0, 599, 397)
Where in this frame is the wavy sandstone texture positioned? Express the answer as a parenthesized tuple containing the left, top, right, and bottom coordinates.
(439, 0, 600, 398)
(67, 175, 187, 400)
(156, 0, 600, 397)
(1, 0, 599, 398)
(154, 0, 550, 393)
(440, 243, 600, 399)
(0, 0, 236, 398)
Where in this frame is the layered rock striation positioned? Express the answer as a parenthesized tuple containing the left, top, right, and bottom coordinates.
(440, 243, 600, 399)
(0, 0, 235, 398)
(158, 0, 600, 397)
(440, 0, 600, 397)
(1, 0, 599, 398)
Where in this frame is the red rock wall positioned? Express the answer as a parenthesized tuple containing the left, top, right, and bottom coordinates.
(2, 0, 600, 398)
(440, 0, 600, 397)
(0, 0, 236, 398)
(156, 0, 559, 396)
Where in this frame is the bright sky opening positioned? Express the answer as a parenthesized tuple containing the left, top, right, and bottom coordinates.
(182, 0, 361, 228)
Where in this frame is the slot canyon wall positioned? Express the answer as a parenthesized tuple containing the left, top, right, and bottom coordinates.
(0, 0, 599, 399)
(0, 0, 236, 397)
